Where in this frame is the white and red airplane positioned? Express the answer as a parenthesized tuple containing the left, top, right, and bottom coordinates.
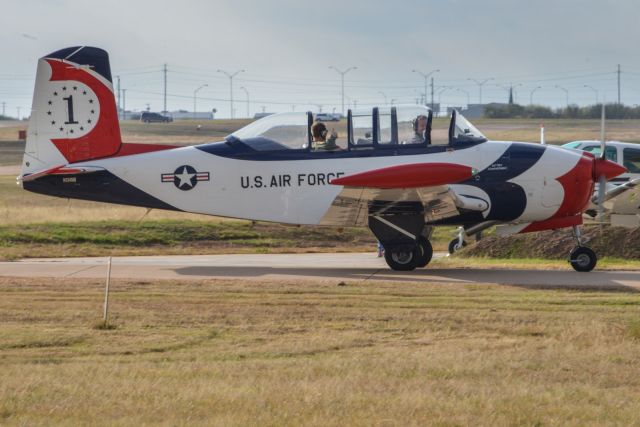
(18, 47, 627, 272)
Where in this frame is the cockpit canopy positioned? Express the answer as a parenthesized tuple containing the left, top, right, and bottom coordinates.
(227, 105, 486, 152)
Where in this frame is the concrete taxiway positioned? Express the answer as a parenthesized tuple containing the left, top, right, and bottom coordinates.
(1, 253, 640, 291)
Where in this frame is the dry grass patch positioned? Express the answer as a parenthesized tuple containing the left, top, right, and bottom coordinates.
(0, 276, 639, 425)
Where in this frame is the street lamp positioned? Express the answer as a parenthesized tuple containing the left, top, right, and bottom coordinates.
(328, 65, 357, 115)
(467, 78, 494, 104)
(437, 86, 451, 105)
(555, 85, 569, 107)
(412, 68, 439, 109)
(456, 88, 470, 106)
(240, 86, 250, 118)
(378, 91, 388, 105)
(530, 86, 542, 105)
(584, 85, 599, 105)
(217, 69, 245, 119)
(193, 84, 208, 119)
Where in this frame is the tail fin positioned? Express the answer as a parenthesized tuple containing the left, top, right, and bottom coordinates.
(22, 46, 122, 176)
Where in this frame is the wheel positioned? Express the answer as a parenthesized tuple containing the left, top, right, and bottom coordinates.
(448, 238, 467, 255)
(384, 245, 419, 271)
(415, 236, 433, 268)
(569, 247, 597, 272)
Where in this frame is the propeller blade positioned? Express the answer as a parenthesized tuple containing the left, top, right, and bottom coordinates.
(599, 103, 606, 159)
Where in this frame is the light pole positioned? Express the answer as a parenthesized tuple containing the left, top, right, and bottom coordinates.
(412, 69, 439, 108)
(555, 85, 569, 107)
(437, 86, 451, 105)
(584, 85, 599, 105)
(328, 65, 357, 115)
(390, 98, 397, 106)
(193, 84, 208, 119)
(217, 69, 245, 119)
(530, 86, 542, 105)
(467, 78, 494, 104)
(456, 88, 470, 106)
(378, 91, 388, 105)
(240, 86, 250, 118)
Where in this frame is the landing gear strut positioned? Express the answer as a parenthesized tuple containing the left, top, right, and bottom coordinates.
(569, 225, 597, 272)
(448, 227, 467, 254)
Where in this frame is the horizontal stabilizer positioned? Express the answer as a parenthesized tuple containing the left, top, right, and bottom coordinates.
(329, 163, 476, 189)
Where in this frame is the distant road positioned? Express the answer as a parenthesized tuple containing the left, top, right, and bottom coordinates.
(2, 253, 639, 291)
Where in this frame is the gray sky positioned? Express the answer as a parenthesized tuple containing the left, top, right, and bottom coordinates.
(2, 0, 640, 118)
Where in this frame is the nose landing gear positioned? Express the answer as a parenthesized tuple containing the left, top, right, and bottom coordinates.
(569, 225, 597, 272)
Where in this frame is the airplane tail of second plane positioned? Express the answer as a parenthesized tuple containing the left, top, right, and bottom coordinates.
(21, 46, 122, 178)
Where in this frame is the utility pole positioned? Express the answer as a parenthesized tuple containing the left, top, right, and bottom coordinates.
(240, 86, 250, 118)
(116, 75, 121, 119)
(412, 69, 439, 109)
(430, 78, 435, 111)
(122, 89, 126, 119)
(617, 64, 621, 104)
(467, 78, 494, 104)
(328, 66, 357, 115)
(193, 84, 208, 119)
(217, 69, 245, 119)
(163, 64, 167, 114)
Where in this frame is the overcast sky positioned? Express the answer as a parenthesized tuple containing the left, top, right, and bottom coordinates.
(2, 0, 640, 118)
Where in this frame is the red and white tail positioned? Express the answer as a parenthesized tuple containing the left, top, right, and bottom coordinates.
(22, 46, 122, 176)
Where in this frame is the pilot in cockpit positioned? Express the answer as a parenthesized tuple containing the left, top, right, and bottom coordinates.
(410, 115, 429, 144)
(311, 122, 341, 151)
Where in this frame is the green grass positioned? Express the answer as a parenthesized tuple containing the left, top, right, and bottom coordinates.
(1, 276, 640, 425)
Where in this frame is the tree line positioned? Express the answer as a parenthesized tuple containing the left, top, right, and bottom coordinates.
(484, 103, 640, 119)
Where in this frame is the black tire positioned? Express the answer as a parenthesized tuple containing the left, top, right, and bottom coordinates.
(448, 238, 467, 255)
(569, 247, 597, 272)
(415, 236, 433, 268)
(384, 245, 419, 271)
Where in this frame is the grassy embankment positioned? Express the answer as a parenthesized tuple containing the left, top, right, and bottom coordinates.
(1, 276, 640, 425)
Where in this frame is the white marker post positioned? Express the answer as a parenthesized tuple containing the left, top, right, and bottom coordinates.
(103, 257, 112, 325)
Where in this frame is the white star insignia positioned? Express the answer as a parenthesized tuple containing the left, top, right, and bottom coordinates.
(175, 166, 195, 188)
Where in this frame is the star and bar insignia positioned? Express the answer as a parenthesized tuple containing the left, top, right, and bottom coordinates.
(161, 165, 210, 191)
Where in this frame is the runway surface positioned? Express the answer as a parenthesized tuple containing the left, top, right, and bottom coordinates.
(2, 252, 640, 290)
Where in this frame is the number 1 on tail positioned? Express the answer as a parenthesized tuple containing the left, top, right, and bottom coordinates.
(63, 95, 78, 124)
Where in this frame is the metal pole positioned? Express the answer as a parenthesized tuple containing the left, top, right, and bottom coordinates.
(193, 84, 208, 119)
(617, 64, 621, 104)
(584, 85, 599, 105)
(240, 86, 250, 118)
(555, 85, 569, 107)
(412, 69, 439, 108)
(378, 91, 388, 105)
(467, 78, 494, 104)
(103, 257, 112, 324)
(217, 69, 245, 119)
(329, 66, 357, 115)
(530, 86, 541, 105)
(163, 64, 167, 114)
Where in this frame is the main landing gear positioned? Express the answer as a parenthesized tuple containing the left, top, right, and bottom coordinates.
(384, 236, 433, 271)
(568, 225, 597, 272)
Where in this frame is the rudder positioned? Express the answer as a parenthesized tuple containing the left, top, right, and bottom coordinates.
(22, 46, 122, 176)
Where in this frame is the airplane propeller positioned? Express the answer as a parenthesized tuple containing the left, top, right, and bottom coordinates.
(598, 103, 606, 227)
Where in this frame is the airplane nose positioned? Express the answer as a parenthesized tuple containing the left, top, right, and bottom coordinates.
(593, 157, 627, 181)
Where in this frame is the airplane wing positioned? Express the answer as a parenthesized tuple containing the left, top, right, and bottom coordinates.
(591, 177, 640, 205)
(321, 163, 486, 226)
